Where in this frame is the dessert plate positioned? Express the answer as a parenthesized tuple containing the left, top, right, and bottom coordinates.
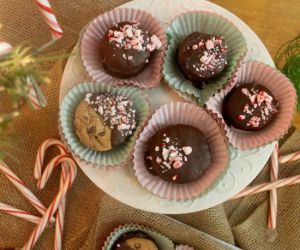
(59, 0, 275, 214)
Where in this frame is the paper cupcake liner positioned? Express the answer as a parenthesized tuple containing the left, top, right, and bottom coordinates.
(163, 10, 247, 105)
(206, 61, 297, 150)
(59, 82, 150, 168)
(133, 102, 229, 200)
(80, 8, 167, 89)
(102, 224, 174, 250)
(175, 245, 196, 250)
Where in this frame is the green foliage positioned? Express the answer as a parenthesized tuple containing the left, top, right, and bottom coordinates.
(0, 41, 70, 159)
(275, 34, 300, 111)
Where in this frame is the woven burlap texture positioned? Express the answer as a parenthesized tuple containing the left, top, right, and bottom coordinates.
(1, 0, 300, 249)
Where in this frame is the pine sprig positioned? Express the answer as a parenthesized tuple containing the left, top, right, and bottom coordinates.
(0, 46, 49, 109)
(0, 41, 71, 160)
(275, 34, 300, 111)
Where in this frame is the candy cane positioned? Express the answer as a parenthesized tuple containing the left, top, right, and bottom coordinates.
(35, 139, 70, 250)
(232, 174, 300, 199)
(23, 156, 77, 250)
(0, 160, 54, 223)
(0, 202, 41, 224)
(26, 79, 42, 110)
(35, 139, 68, 179)
(26, 76, 48, 110)
(34, 0, 63, 39)
(279, 151, 300, 164)
(268, 143, 279, 229)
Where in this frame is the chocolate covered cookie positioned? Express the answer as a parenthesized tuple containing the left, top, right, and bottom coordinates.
(74, 93, 136, 151)
(222, 83, 279, 131)
(144, 125, 211, 184)
(101, 22, 162, 78)
(177, 32, 228, 87)
(112, 231, 159, 250)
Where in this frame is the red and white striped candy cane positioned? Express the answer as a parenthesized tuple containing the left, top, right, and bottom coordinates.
(232, 174, 300, 199)
(0, 202, 41, 224)
(35, 139, 70, 250)
(35, 139, 68, 179)
(26, 77, 47, 110)
(279, 151, 300, 164)
(23, 155, 77, 250)
(0, 160, 54, 223)
(268, 143, 279, 229)
(34, 0, 63, 39)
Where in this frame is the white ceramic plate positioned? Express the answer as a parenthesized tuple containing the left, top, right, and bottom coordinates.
(59, 0, 275, 214)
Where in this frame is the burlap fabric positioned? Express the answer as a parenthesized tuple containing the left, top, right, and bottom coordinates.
(1, 1, 300, 249)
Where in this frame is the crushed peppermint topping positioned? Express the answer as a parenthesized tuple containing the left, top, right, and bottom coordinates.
(238, 86, 279, 128)
(147, 133, 193, 180)
(107, 22, 162, 55)
(84, 93, 136, 137)
(247, 116, 260, 128)
(189, 35, 228, 78)
(182, 146, 192, 155)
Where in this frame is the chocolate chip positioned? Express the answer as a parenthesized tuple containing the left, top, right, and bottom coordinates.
(87, 126, 96, 134)
(98, 130, 106, 136)
(134, 243, 141, 249)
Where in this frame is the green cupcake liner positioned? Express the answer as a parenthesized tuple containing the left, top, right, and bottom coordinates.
(102, 224, 174, 250)
(59, 82, 150, 167)
(163, 11, 247, 105)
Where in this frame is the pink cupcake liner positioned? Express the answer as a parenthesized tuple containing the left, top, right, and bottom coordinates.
(80, 8, 167, 88)
(206, 61, 297, 150)
(133, 102, 229, 201)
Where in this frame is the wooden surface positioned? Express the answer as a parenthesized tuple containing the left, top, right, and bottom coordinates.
(210, 0, 300, 60)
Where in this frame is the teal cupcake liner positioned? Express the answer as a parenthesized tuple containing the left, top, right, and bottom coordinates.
(102, 224, 174, 250)
(59, 82, 151, 167)
(163, 11, 247, 105)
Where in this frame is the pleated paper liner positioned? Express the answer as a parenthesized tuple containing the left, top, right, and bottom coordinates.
(163, 10, 247, 105)
(102, 224, 174, 250)
(59, 82, 150, 168)
(206, 61, 297, 150)
(133, 102, 229, 201)
(80, 8, 167, 88)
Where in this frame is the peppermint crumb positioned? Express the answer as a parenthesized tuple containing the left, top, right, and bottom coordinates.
(154, 134, 193, 173)
(108, 23, 162, 52)
(238, 115, 246, 120)
(84, 93, 136, 137)
(240, 87, 278, 128)
(189, 36, 228, 78)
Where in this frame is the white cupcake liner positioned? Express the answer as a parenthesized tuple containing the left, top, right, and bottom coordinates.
(102, 224, 174, 250)
(80, 8, 167, 88)
(59, 82, 150, 167)
(206, 61, 297, 150)
(133, 102, 229, 200)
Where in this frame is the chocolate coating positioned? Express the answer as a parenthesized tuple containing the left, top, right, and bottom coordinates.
(101, 22, 161, 78)
(177, 32, 228, 87)
(144, 125, 211, 184)
(75, 92, 136, 151)
(112, 231, 159, 250)
(222, 83, 279, 131)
